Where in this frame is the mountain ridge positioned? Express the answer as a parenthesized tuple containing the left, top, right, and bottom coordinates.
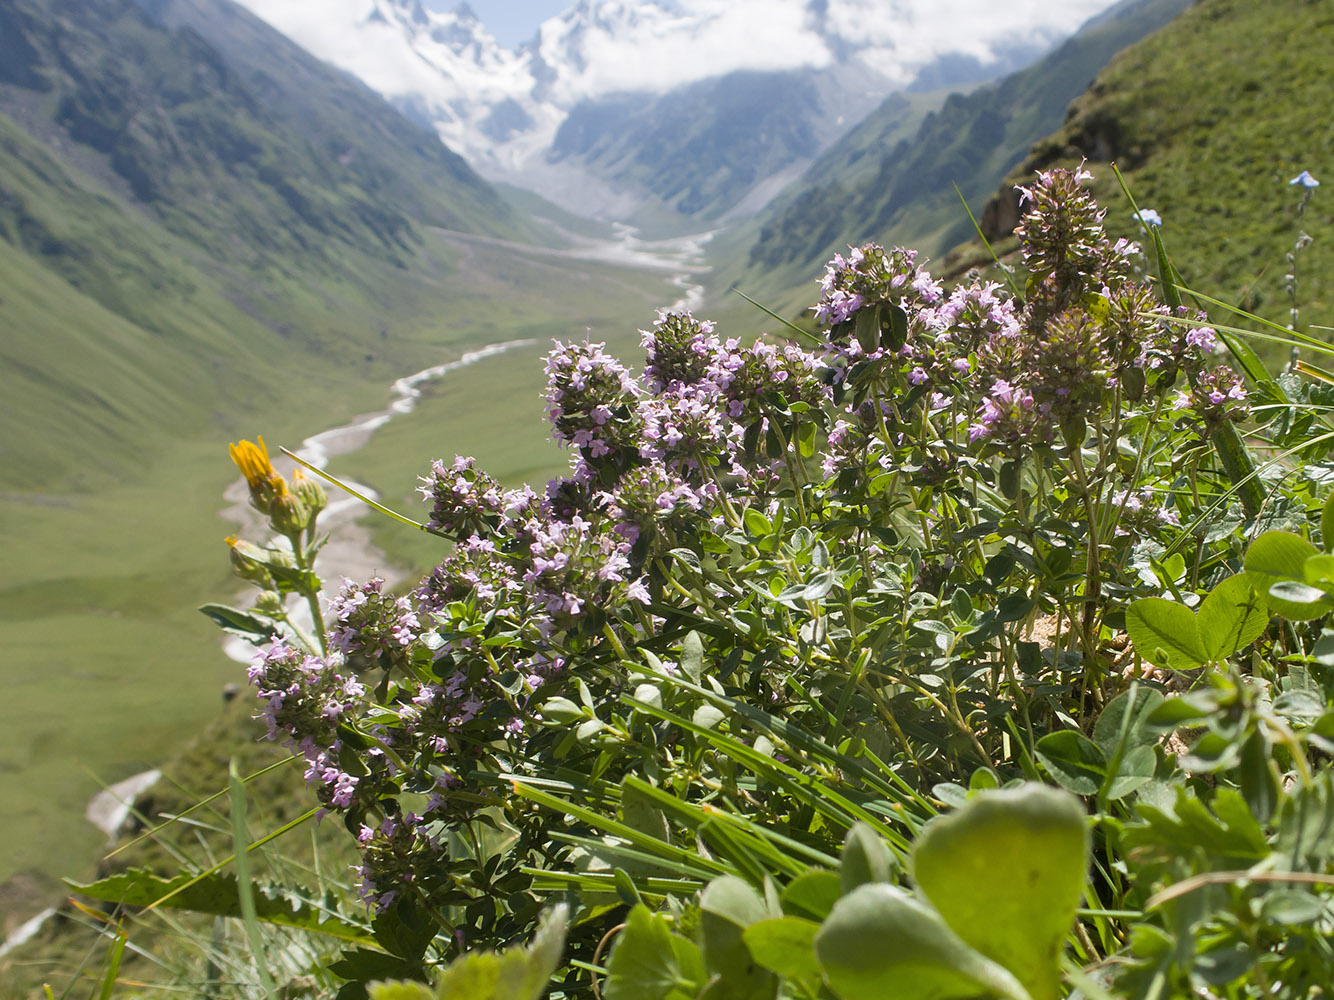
(232, 0, 1123, 224)
(706, 0, 1190, 321)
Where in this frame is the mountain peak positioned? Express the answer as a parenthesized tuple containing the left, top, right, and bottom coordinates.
(233, 0, 1125, 213)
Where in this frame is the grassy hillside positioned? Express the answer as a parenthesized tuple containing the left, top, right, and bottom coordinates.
(708, 0, 1190, 328)
(548, 71, 825, 224)
(965, 0, 1334, 342)
(0, 0, 677, 930)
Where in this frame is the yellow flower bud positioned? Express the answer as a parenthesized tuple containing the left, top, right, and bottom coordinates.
(254, 590, 285, 615)
(229, 436, 289, 513)
(267, 480, 310, 535)
(226, 534, 271, 585)
(291, 468, 328, 518)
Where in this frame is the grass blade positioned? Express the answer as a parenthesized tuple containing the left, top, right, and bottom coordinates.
(954, 182, 1022, 299)
(280, 447, 444, 537)
(228, 759, 277, 998)
(96, 929, 128, 1000)
(728, 287, 823, 346)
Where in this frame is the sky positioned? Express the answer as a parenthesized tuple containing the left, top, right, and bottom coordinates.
(426, 0, 569, 48)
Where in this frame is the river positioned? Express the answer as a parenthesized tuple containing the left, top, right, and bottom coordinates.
(218, 223, 713, 661)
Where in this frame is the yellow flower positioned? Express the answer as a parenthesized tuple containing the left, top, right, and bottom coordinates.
(229, 436, 277, 491)
(229, 435, 288, 512)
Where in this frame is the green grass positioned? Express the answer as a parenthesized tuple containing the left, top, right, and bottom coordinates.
(712, 0, 1191, 316)
(0, 226, 679, 927)
(328, 241, 668, 576)
(1005, 0, 1334, 335)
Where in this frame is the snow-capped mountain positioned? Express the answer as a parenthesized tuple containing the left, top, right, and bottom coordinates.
(233, 0, 1121, 219)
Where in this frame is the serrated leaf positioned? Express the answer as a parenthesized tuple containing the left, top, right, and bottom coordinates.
(67, 868, 375, 946)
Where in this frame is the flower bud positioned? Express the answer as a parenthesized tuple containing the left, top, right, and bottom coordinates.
(254, 590, 285, 615)
(290, 468, 328, 519)
(268, 480, 310, 535)
(226, 535, 271, 586)
(229, 437, 287, 512)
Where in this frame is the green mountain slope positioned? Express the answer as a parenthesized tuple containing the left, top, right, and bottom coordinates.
(969, 0, 1334, 335)
(0, 0, 526, 491)
(712, 0, 1189, 321)
(548, 70, 825, 224)
(0, 0, 676, 925)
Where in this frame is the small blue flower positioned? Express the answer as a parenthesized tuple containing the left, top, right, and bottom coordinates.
(1290, 170, 1321, 188)
(1132, 208, 1162, 228)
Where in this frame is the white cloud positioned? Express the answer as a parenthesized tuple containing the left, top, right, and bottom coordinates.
(539, 1, 832, 103)
(234, 0, 1123, 170)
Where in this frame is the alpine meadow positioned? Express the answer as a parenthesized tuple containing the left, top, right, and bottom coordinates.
(3, 2, 1334, 999)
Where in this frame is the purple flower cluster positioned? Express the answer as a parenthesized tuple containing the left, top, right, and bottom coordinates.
(1178, 368, 1250, 426)
(524, 515, 640, 626)
(814, 245, 943, 332)
(1014, 164, 1136, 303)
(642, 309, 718, 391)
(226, 166, 1267, 925)
(1108, 487, 1181, 535)
(420, 456, 515, 537)
(327, 577, 421, 667)
(600, 463, 710, 549)
(245, 639, 370, 811)
(246, 638, 365, 750)
(545, 341, 641, 459)
(967, 379, 1050, 451)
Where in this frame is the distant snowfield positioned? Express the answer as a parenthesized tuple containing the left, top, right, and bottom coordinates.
(233, 0, 1121, 176)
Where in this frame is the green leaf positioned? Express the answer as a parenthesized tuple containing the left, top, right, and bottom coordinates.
(1034, 731, 1106, 795)
(1125, 598, 1207, 670)
(605, 905, 702, 1000)
(693, 705, 726, 730)
(621, 781, 672, 847)
(885, 303, 909, 351)
(1245, 531, 1334, 620)
(1105, 745, 1157, 801)
(1093, 688, 1165, 757)
(742, 917, 822, 981)
(681, 630, 705, 684)
(198, 603, 279, 642)
(854, 308, 880, 355)
(367, 983, 434, 1000)
(779, 871, 841, 922)
(909, 785, 1090, 1000)
(1260, 890, 1326, 924)
(743, 508, 772, 537)
(541, 697, 586, 724)
(1196, 574, 1269, 660)
(67, 868, 375, 947)
(814, 884, 1031, 1000)
(839, 822, 896, 895)
(699, 877, 776, 993)
(375, 904, 566, 1000)
(1323, 493, 1334, 554)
